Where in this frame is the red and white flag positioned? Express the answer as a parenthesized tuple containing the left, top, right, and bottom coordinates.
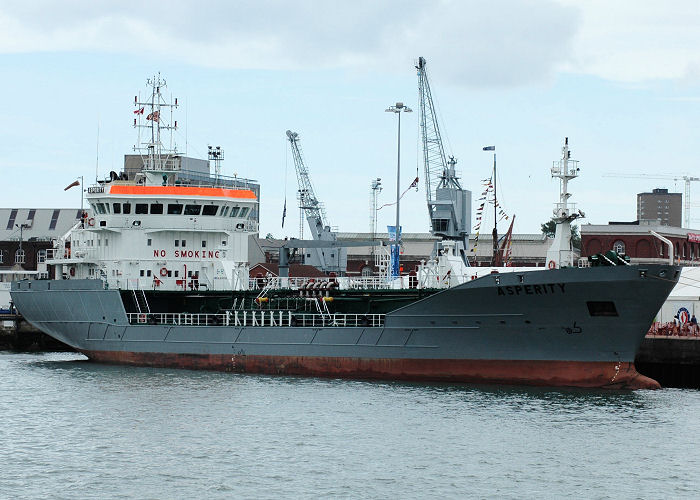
(146, 110, 160, 121)
(64, 180, 80, 191)
(133, 107, 144, 115)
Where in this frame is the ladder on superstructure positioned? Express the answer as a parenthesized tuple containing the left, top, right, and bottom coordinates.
(132, 289, 151, 315)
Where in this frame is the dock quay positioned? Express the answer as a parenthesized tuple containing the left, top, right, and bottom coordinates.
(0, 313, 72, 352)
(636, 323, 700, 388)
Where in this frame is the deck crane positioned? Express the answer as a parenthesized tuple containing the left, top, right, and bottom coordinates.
(602, 173, 699, 228)
(416, 57, 472, 262)
(286, 130, 347, 274)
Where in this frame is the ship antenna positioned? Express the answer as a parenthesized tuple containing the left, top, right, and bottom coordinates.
(133, 73, 179, 181)
(95, 116, 100, 182)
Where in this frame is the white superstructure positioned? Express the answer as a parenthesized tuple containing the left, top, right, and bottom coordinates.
(46, 76, 259, 292)
(48, 184, 258, 292)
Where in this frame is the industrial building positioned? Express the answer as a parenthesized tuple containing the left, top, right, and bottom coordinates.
(581, 221, 699, 265)
(637, 188, 682, 227)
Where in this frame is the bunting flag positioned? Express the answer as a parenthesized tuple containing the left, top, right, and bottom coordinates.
(377, 177, 420, 210)
(146, 110, 160, 121)
(470, 172, 513, 258)
(133, 107, 144, 115)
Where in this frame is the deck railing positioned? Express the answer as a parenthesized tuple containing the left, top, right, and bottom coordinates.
(126, 311, 385, 328)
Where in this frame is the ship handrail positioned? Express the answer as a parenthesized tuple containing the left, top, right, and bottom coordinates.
(126, 311, 385, 328)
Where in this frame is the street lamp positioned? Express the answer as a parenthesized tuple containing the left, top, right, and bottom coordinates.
(385, 102, 412, 258)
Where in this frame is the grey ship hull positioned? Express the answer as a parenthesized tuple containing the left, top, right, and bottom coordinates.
(11, 265, 680, 388)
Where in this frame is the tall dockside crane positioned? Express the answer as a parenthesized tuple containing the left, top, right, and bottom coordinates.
(286, 130, 347, 274)
(416, 57, 472, 260)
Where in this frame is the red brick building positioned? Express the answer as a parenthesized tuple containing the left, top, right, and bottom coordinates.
(581, 221, 700, 265)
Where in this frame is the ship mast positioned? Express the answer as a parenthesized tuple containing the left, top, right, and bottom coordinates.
(133, 74, 178, 182)
(545, 137, 584, 268)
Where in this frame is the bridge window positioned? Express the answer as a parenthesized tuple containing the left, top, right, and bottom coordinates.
(135, 204, 148, 215)
(113, 203, 121, 214)
(96, 203, 106, 214)
(202, 205, 218, 216)
(184, 204, 201, 215)
(122, 203, 132, 215)
(230, 206, 240, 217)
(221, 206, 229, 217)
(150, 203, 163, 214)
(167, 204, 183, 215)
(239, 207, 250, 218)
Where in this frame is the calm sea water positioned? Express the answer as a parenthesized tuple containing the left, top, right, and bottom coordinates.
(1, 352, 699, 499)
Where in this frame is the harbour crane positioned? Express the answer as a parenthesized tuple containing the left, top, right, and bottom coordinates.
(416, 57, 471, 260)
(286, 130, 347, 274)
(603, 173, 699, 228)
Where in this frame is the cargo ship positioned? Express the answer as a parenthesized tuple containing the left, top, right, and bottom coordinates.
(11, 75, 680, 389)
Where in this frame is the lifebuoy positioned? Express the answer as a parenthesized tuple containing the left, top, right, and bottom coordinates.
(87, 217, 95, 226)
(548, 260, 556, 270)
(160, 267, 168, 277)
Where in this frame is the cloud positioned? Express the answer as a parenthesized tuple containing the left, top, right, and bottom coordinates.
(11, 1, 700, 87)
(559, 0, 700, 84)
(0, 0, 578, 87)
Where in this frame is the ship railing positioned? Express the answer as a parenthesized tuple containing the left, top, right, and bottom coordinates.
(553, 202, 577, 215)
(248, 275, 411, 291)
(126, 311, 385, 328)
(45, 247, 96, 262)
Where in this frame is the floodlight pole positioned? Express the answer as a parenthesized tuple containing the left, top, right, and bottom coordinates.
(385, 102, 412, 248)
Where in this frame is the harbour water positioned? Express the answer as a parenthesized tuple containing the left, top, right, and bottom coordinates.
(1, 352, 699, 499)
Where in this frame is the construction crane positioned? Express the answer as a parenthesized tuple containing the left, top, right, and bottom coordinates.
(286, 130, 347, 274)
(416, 57, 471, 259)
(603, 173, 699, 228)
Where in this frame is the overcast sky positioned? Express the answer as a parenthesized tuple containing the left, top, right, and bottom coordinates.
(2, 0, 700, 238)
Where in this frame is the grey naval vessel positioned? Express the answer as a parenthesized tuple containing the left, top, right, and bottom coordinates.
(11, 73, 681, 389)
